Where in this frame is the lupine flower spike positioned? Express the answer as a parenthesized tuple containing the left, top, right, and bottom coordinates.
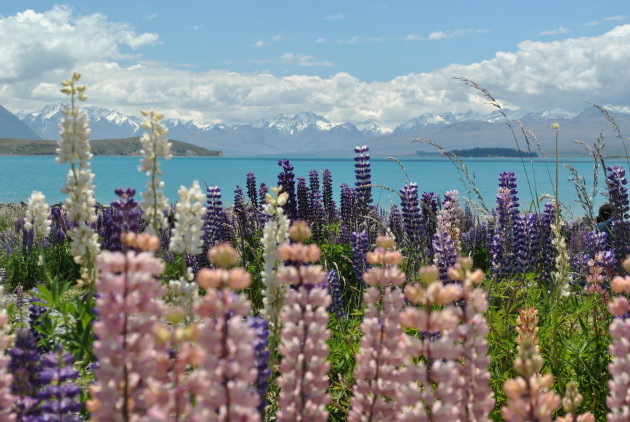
(276, 222, 331, 422)
(349, 236, 406, 422)
(191, 243, 261, 421)
(0, 301, 14, 422)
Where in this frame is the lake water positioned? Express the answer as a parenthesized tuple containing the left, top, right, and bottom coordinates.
(0, 155, 626, 217)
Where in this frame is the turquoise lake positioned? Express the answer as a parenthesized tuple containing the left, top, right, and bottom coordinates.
(0, 155, 626, 217)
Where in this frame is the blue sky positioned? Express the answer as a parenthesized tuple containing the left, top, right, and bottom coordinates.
(2, 1, 630, 125)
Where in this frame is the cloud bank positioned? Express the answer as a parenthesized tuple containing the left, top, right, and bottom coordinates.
(2, 7, 630, 125)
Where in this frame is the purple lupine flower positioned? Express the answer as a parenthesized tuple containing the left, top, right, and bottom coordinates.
(296, 177, 310, 222)
(203, 186, 232, 250)
(29, 289, 48, 353)
(326, 269, 344, 318)
(277, 159, 297, 220)
(462, 221, 493, 255)
(322, 169, 336, 222)
(351, 230, 370, 284)
(38, 350, 82, 420)
(49, 205, 69, 244)
(388, 205, 404, 243)
(308, 170, 325, 241)
(421, 192, 440, 239)
(400, 183, 424, 247)
(233, 185, 252, 239)
(246, 172, 259, 210)
(354, 145, 372, 215)
(16, 284, 24, 311)
(490, 171, 520, 278)
(515, 213, 539, 273)
(606, 165, 630, 262)
(538, 202, 556, 282)
(9, 329, 45, 419)
(246, 316, 270, 414)
(432, 230, 457, 282)
(103, 188, 141, 251)
(339, 184, 359, 243)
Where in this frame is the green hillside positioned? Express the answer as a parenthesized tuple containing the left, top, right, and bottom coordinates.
(0, 137, 222, 156)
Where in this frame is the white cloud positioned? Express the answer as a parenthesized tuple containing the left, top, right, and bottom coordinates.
(3, 8, 630, 127)
(254, 35, 283, 48)
(325, 13, 345, 20)
(315, 37, 326, 44)
(427, 29, 488, 40)
(255, 40, 265, 48)
(0, 6, 158, 82)
(335, 36, 382, 44)
(585, 15, 625, 26)
(145, 13, 158, 20)
(539, 26, 571, 36)
(281, 53, 333, 67)
(405, 33, 422, 41)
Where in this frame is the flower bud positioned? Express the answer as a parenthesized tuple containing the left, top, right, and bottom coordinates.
(208, 242, 239, 268)
(289, 221, 312, 242)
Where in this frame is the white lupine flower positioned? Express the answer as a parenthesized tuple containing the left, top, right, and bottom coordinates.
(56, 106, 92, 168)
(261, 186, 290, 328)
(170, 181, 206, 255)
(139, 110, 172, 232)
(168, 267, 198, 322)
(67, 224, 100, 267)
(61, 169, 97, 224)
(551, 219, 570, 295)
(24, 191, 51, 239)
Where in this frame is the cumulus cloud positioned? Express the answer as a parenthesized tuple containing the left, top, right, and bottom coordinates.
(3, 8, 630, 127)
(0, 5, 157, 82)
(539, 26, 571, 36)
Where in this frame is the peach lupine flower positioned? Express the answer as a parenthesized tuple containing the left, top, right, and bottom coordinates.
(349, 236, 406, 422)
(275, 222, 331, 422)
(189, 244, 260, 422)
(87, 248, 167, 420)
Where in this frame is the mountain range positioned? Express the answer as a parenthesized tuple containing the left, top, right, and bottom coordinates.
(3, 103, 630, 156)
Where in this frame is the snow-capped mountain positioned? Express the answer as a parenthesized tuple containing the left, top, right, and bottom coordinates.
(8, 102, 630, 156)
(0, 105, 40, 139)
(21, 103, 143, 139)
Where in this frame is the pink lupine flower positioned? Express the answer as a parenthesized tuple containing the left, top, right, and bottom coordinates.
(87, 248, 166, 421)
(0, 308, 15, 421)
(555, 381, 595, 422)
(275, 222, 331, 422)
(607, 258, 630, 422)
(396, 266, 464, 422)
(189, 243, 260, 422)
(349, 236, 406, 422)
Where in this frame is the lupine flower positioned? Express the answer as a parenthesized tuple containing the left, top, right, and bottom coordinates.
(432, 230, 457, 282)
(277, 159, 297, 220)
(276, 222, 331, 422)
(351, 230, 370, 284)
(260, 186, 291, 335)
(421, 191, 440, 239)
(501, 336, 561, 422)
(170, 180, 206, 255)
(57, 74, 100, 280)
(339, 183, 358, 242)
(327, 269, 344, 317)
(139, 110, 172, 233)
(28, 289, 48, 354)
(461, 221, 493, 255)
(439, 190, 463, 253)
(490, 172, 520, 278)
(246, 172, 259, 210)
(539, 202, 556, 282)
(354, 145, 372, 215)
(23, 191, 51, 240)
(606, 165, 630, 262)
(191, 244, 261, 421)
(87, 245, 166, 419)
(168, 267, 199, 323)
(296, 177, 310, 222)
(349, 237, 405, 422)
(607, 258, 630, 422)
(552, 219, 571, 295)
(38, 350, 82, 421)
(397, 265, 464, 421)
(103, 188, 141, 251)
(233, 185, 253, 240)
(516, 307, 539, 346)
(49, 205, 69, 245)
(388, 205, 405, 243)
(556, 382, 595, 422)
(204, 186, 232, 250)
(247, 316, 271, 414)
(9, 329, 45, 419)
(0, 305, 15, 422)
(400, 183, 424, 246)
(308, 170, 325, 241)
(322, 169, 336, 222)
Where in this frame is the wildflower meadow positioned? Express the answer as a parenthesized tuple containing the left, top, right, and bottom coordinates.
(1, 73, 630, 421)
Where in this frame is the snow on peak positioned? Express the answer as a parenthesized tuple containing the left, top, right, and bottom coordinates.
(269, 112, 331, 134)
(355, 119, 393, 135)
